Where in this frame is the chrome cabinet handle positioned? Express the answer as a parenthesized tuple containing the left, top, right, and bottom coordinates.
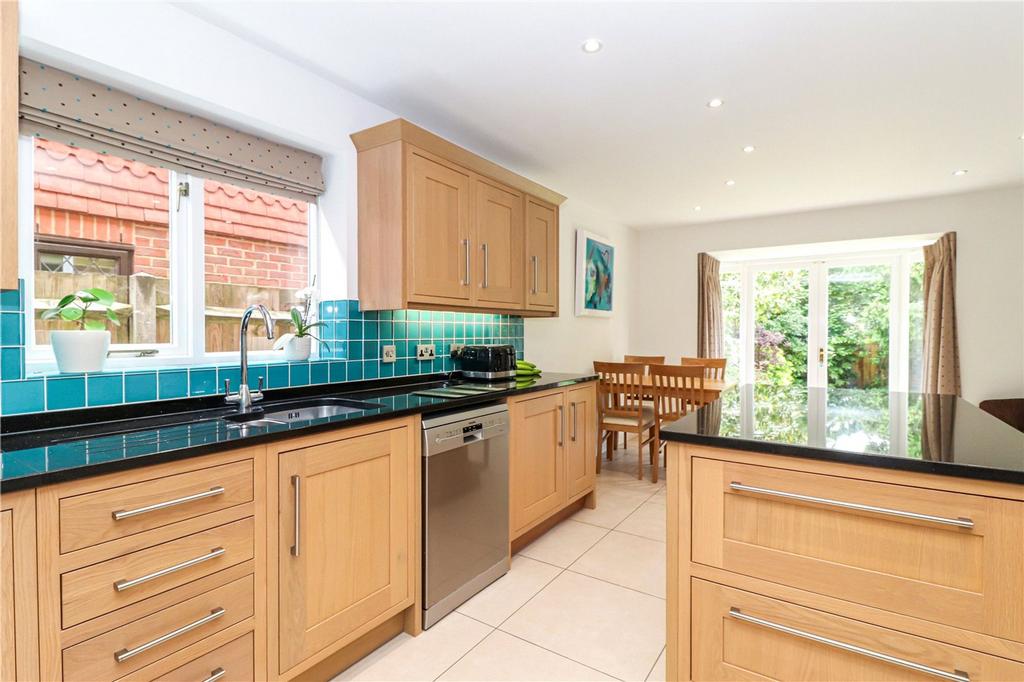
(571, 402, 578, 442)
(112, 486, 225, 521)
(728, 608, 969, 682)
(481, 243, 489, 288)
(114, 608, 225, 663)
(728, 482, 974, 529)
(114, 547, 225, 592)
(557, 405, 564, 447)
(202, 668, 226, 682)
(461, 238, 471, 286)
(291, 475, 301, 557)
(531, 255, 539, 294)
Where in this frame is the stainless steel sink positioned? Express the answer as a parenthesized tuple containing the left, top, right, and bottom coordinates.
(223, 397, 383, 425)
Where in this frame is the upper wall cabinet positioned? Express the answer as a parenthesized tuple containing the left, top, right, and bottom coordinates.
(352, 119, 565, 316)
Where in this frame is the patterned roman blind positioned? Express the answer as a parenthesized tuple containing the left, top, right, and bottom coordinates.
(17, 58, 324, 201)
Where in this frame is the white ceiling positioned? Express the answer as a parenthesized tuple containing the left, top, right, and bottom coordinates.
(178, 1, 1023, 228)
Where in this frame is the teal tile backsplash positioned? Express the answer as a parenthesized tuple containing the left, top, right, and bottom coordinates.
(0, 282, 524, 416)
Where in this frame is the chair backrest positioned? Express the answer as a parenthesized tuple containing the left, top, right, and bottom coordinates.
(593, 361, 647, 422)
(624, 355, 666, 375)
(680, 356, 727, 381)
(652, 364, 706, 422)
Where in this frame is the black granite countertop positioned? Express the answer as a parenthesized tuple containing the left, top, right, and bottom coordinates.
(661, 384, 1024, 484)
(0, 372, 596, 491)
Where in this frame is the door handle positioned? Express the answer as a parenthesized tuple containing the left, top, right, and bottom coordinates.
(571, 401, 578, 442)
(818, 347, 825, 366)
(557, 405, 564, 447)
(290, 475, 301, 557)
(481, 243, 489, 288)
(531, 255, 539, 294)
(461, 239, 471, 286)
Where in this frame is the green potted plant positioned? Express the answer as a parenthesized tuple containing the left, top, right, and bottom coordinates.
(42, 288, 120, 373)
(272, 286, 328, 361)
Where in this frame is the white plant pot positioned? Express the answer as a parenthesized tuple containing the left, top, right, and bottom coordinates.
(285, 335, 312, 362)
(51, 330, 110, 373)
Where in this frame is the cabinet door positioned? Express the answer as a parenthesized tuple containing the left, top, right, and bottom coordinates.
(407, 149, 472, 304)
(510, 391, 567, 535)
(277, 425, 415, 674)
(473, 178, 524, 308)
(565, 383, 597, 500)
(1, 490, 39, 682)
(525, 197, 559, 312)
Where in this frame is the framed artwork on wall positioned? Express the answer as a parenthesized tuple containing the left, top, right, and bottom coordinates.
(575, 229, 615, 317)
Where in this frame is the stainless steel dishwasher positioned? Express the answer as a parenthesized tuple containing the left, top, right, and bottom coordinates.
(421, 403, 510, 629)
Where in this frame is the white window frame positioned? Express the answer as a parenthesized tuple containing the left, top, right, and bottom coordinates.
(18, 135, 319, 372)
(720, 246, 924, 392)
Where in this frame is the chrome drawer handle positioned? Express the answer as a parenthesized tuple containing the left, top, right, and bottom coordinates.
(112, 486, 226, 521)
(114, 547, 226, 592)
(728, 608, 969, 682)
(202, 667, 226, 682)
(728, 482, 974, 529)
(114, 607, 225, 663)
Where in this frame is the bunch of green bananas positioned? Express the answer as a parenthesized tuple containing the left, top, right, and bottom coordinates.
(516, 360, 541, 386)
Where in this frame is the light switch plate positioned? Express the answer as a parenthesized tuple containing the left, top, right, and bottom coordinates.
(416, 344, 436, 361)
(382, 345, 397, 363)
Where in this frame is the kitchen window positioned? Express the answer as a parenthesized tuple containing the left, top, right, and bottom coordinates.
(18, 137, 318, 370)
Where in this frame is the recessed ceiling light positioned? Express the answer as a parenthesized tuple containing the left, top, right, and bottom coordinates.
(952, 169, 968, 176)
(725, 179, 736, 186)
(581, 38, 603, 54)
(743, 145, 755, 154)
(693, 205, 702, 212)
(707, 98, 724, 108)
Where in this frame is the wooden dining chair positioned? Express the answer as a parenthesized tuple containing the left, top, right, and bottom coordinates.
(616, 356, 665, 448)
(650, 365, 706, 478)
(594, 361, 658, 481)
(680, 356, 727, 381)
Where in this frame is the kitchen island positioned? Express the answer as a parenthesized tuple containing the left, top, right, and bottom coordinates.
(660, 385, 1024, 681)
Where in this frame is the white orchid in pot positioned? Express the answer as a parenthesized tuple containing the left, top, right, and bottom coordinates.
(43, 288, 120, 373)
(273, 285, 329, 361)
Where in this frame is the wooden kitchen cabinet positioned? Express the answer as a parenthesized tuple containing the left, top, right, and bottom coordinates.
(1, 489, 39, 682)
(271, 417, 419, 678)
(509, 382, 598, 540)
(352, 118, 565, 316)
(525, 196, 559, 313)
(565, 382, 597, 501)
(509, 390, 567, 535)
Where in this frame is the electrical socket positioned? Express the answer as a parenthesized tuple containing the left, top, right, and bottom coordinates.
(381, 345, 397, 363)
(416, 344, 436, 361)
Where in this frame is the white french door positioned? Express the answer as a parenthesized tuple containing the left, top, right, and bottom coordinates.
(728, 250, 921, 392)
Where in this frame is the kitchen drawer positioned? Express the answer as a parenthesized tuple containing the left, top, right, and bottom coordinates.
(692, 578, 1024, 681)
(151, 631, 254, 682)
(61, 517, 254, 628)
(59, 459, 254, 554)
(62, 575, 254, 682)
(691, 457, 1024, 643)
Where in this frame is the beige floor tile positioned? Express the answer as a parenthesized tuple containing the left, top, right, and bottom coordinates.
(569, 530, 666, 598)
(648, 487, 666, 506)
(600, 472, 664, 496)
(646, 647, 666, 682)
(457, 555, 561, 627)
(572, 484, 654, 529)
(517, 519, 608, 568)
(501, 571, 665, 681)
(438, 631, 615, 681)
(333, 612, 491, 681)
(616, 499, 667, 542)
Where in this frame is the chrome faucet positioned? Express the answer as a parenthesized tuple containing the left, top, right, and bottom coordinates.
(225, 304, 275, 412)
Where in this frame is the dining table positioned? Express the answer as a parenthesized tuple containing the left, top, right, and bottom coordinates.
(639, 375, 732, 402)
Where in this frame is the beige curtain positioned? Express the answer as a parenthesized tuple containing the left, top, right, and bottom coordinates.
(18, 59, 324, 201)
(697, 253, 723, 357)
(922, 232, 961, 395)
(920, 393, 956, 461)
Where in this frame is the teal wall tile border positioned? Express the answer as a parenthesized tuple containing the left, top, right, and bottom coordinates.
(0, 292, 524, 416)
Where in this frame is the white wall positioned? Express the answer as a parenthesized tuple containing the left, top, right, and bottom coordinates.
(18, 0, 397, 300)
(629, 185, 1024, 404)
(524, 200, 634, 374)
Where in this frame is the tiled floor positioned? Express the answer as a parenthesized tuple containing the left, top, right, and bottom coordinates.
(335, 439, 667, 682)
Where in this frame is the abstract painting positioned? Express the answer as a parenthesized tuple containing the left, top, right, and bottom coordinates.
(575, 229, 615, 317)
